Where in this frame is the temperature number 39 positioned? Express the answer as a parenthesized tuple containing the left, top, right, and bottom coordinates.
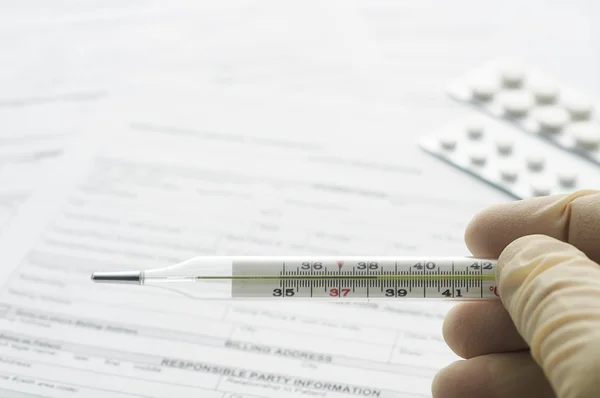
(385, 289, 408, 297)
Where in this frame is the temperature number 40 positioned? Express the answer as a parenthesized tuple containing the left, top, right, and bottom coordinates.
(413, 262, 436, 270)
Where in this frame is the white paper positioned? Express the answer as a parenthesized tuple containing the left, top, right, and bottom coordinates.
(0, 100, 105, 237)
(0, 90, 502, 397)
(1, 1, 598, 397)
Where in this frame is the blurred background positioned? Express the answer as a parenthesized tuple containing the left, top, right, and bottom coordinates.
(2, 0, 600, 225)
(0, 1, 599, 397)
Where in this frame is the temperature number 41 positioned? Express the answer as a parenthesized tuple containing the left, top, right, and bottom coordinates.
(441, 289, 462, 297)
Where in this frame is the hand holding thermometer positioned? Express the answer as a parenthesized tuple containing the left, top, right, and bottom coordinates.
(90, 256, 500, 300)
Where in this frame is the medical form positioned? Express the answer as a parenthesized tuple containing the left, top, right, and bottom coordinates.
(0, 1, 594, 397)
(0, 96, 493, 397)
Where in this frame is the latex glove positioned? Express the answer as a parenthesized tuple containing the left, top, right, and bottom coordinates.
(432, 189, 600, 398)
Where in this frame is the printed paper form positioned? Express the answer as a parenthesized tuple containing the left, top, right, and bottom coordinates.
(0, 3, 521, 387)
(0, 1, 582, 396)
(0, 102, 99, 238)
(0, 80, 109, 244)
(0, 93, 504, 398)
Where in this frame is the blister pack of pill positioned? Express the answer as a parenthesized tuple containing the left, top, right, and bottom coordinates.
(418, 117, 600, 199)
(446, 59, 600, 165)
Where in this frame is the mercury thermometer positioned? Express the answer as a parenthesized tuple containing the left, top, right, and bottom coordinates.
(90, 256, 500, 300)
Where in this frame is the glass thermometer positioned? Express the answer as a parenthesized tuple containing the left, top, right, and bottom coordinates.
(90, 256, 500, 300)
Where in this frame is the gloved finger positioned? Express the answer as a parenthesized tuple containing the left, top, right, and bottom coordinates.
(464, 189, 600, 263)
(449, 190, 600, 361)
(497, 234, 600, 398)
(442, 300, 527, 358)
(432, 351, 555, 398)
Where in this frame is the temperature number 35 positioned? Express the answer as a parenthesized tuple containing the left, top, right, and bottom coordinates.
(273, 288, 295, 297)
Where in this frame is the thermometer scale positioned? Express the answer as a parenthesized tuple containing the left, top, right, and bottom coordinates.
(91, 256, 500, 300)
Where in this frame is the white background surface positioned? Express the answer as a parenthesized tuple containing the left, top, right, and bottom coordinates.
(0, 1, 598, 397)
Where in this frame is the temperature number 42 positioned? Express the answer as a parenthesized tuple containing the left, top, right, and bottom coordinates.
(469, 261, 493, 270)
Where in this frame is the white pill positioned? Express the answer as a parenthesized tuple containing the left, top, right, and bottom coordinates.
(500, 66, 525, 88)
(500, 167, 518, 182)
(502, 91, 534, 117)
(563, 97, 592, 120)
(471, 80, 497, 101)
(439, 136, 457, 150)
(496, 139, 513, 154)
(470, 153, 487, 165)
(557, 172, 577, 187)
(466, 123, 484, 139)
(531, 183, 551, 197)
(533, 84, 558, 104)
(526, 155, 545, 170)
(536, 107, 569, 132)
(570, 123, 600, 149)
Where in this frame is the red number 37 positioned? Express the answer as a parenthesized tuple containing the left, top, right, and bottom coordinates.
(330, 288, 350, 297)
